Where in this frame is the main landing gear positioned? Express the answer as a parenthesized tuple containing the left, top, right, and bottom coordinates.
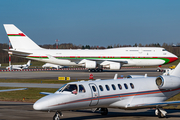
(100, 108, 108, 115)
(155, 108, 167, 118)
(92, 108, 108, 115)
(53, 111, 63, 120)
(89, 69, 103, 72)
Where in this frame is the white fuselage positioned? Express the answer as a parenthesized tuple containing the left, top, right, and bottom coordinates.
(15, 47, 177, 69)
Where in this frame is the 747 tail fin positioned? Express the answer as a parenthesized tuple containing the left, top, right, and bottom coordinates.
(3, 24, 41, 50)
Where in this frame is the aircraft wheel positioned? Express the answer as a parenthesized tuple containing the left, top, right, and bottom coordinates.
(53, 111, 60, 120)
(100, 108, 108, 115)
(96, 69, 99, 72)
(157, 111, 164, 118)
(156, 108, 166, 118)
(89, 69, 94, 72)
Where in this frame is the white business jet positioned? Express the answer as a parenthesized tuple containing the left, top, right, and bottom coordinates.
(34, 62, 180, 120)
(6, 60, 31, 70)
(3, 24, 178, 72)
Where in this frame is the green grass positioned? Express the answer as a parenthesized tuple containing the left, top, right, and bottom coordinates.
(0, 78, 80, 84)
(0, 87, 57, 103)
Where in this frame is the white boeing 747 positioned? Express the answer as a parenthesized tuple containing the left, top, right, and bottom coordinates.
(3, 24, 178, 72)
(34, 62, 180, 119)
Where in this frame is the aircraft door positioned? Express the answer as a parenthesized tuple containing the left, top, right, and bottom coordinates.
(89, 83, 99, 106)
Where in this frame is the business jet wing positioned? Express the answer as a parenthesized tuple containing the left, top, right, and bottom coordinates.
(0, 88, 27, 92)
(130, 101, 180, 109)
(40, 92, 53, 95)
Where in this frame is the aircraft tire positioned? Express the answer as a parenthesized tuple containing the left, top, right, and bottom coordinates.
(100, 108, 108, 115)
(53, 112, 60, 120)
(157, 110, 165, 118)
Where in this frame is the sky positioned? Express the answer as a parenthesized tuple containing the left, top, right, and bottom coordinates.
(0, 0, 180, 47)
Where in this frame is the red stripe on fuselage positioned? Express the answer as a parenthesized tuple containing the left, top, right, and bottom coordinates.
(48, 88, 180, 108)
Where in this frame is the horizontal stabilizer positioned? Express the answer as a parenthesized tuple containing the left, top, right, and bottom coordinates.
(3, 49, 32, 55)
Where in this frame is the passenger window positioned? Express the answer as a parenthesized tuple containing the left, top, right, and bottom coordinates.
(105, 85, 110, 91)
(124, 83, 128, 89)
(79, 85, 86, 93)
(130, 83, 134, 89)
(92, 86, 96, 92)
(118, 84, 122, 90)
(99, 85, 103, 91)
(112, 84, 116, 90)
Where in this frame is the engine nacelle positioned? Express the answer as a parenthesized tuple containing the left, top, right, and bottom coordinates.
(156, 75, 180, 90)
(109, 63, 121, 70)
(85, 61, 96, 69)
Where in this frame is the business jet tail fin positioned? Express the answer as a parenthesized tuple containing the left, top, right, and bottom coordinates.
(171, 62, 180, 77)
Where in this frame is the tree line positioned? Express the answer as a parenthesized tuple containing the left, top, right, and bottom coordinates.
(0, 42, 180, 63)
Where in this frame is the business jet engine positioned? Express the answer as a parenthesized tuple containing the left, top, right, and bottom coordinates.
(155, 75, 180, 90)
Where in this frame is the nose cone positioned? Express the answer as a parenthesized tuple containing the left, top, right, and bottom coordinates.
(168, 55, 178, 64)
(33, 97, 49, 110)
(33, 95, 56, 111)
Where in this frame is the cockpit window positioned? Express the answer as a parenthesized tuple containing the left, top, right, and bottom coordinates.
(79, 85, 86, 93)
(162, 49, 167, 51)
(57, 84, 67, 92)
(62, 84, 77, 94)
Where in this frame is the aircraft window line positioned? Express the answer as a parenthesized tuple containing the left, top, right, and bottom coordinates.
(92, 86, 97, 92)
(130, 50, 138, 52)
(99, 85, 104, 91)
(105, 85, 110, 91)
(79, 85, 86, 93)
(124, 83, 128, 89)
(130, 83, 134, 89)
(112, 84, 116, 90)
(118, 84, 122, 90)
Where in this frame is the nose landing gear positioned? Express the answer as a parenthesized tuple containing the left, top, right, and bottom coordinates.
(53, 111, 63, 120)
(155, 108, 167, 118)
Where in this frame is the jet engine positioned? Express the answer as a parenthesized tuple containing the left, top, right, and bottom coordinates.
(109, 63, 121, 70)
(155, 75, 180, 90)
(85, 61, 96, 69)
